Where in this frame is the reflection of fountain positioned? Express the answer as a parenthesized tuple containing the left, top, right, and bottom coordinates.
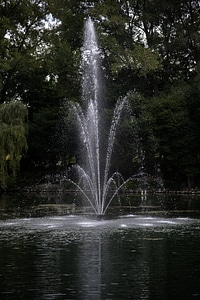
(69, 18, 128, 216)
(77, 234, 102, 299)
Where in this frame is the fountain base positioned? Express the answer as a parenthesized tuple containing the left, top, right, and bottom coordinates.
(96, 214, 105, 221)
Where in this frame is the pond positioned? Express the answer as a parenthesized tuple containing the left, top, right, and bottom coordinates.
(0, 193, 200, 300)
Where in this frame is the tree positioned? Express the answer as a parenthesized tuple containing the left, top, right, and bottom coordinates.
(149, 83, 200, 188)
(90, 0, 162, 98)
(0, 0, 81, 169)
(135, 0, 200, 91)
(0, 0, 53, 103)
(0, 99, 28, 189)
(112, 92, 159, 179)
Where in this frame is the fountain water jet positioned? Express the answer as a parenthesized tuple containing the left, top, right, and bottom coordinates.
(69, 18, 129, 216)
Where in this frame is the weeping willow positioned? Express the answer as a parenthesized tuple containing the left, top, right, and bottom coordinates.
(0, 100, 28, 188)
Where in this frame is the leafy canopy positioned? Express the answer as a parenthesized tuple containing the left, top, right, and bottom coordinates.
(0, 99, 28, 188)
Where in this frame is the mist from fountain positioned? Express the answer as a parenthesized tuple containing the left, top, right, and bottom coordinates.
(70, 18, 130, 216)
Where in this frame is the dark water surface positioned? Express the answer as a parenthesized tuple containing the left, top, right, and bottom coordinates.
(0, 194, 200, 299)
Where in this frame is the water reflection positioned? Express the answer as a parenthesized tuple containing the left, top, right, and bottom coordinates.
(0, 199, 200, 299)
(77, 235, 102, 299)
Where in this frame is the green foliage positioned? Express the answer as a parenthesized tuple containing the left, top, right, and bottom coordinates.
(149, 84, 199, 187)
(0, 0, 51, 102)
(111, 92, 159, 178)
(0, 100, 28, 188)
(0, 0, 200, 188)
(111, 45, 161, 76)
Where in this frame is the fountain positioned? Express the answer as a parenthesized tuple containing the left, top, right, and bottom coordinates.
(69, 17, 129, 216)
